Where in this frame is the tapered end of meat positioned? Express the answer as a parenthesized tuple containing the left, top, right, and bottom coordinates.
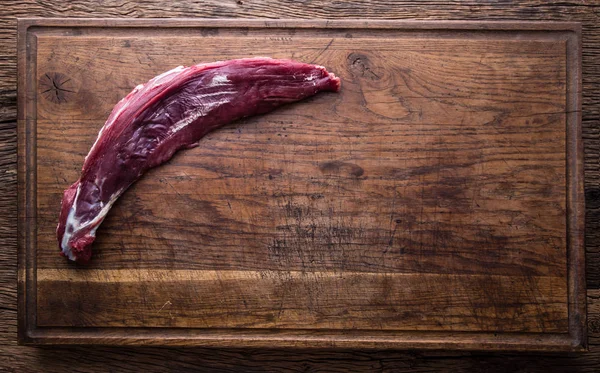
(63, 236, 94, 264)
(316, 65, 341, 92)
(329, 73, 341, 92)
(56, 182, 94, 264)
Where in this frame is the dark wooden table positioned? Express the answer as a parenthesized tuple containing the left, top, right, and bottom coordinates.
(1, 1, 599, 371)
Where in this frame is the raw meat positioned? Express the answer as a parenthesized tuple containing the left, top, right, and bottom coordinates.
(57, 57, 341, 263)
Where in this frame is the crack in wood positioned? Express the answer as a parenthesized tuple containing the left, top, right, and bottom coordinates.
(39, 72, 76, 104)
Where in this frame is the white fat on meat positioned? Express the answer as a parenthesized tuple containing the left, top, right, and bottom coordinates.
(208, 74, 230, 87)
(60, 184, 123, 260)
(169, 91, 234, 135)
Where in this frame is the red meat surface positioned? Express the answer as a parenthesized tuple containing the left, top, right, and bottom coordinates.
(57, 57, 340, 263)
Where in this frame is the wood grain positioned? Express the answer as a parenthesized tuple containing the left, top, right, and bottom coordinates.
(17, 19, 583, 350)
(34, 34, 570, 277)
(1, 0, 600, 371)
(36, 270, 568, 332)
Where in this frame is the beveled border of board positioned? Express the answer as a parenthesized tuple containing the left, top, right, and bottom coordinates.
(17, 18, 586, 351)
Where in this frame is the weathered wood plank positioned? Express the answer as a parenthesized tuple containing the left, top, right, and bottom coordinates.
(2, 343, 600, 373)
(36, 270, 568, 332)
(1, 0, 599, 370)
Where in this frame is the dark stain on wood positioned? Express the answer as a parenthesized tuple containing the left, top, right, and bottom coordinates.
(319, 160, 365, 178)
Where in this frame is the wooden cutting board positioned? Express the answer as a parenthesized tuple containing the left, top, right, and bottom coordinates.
(18, 19, 586, 351)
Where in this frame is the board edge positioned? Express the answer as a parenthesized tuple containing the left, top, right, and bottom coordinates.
(565, 23, 587, 352)
(17, 17, 31, 346)
(15, 17, 583, 31)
